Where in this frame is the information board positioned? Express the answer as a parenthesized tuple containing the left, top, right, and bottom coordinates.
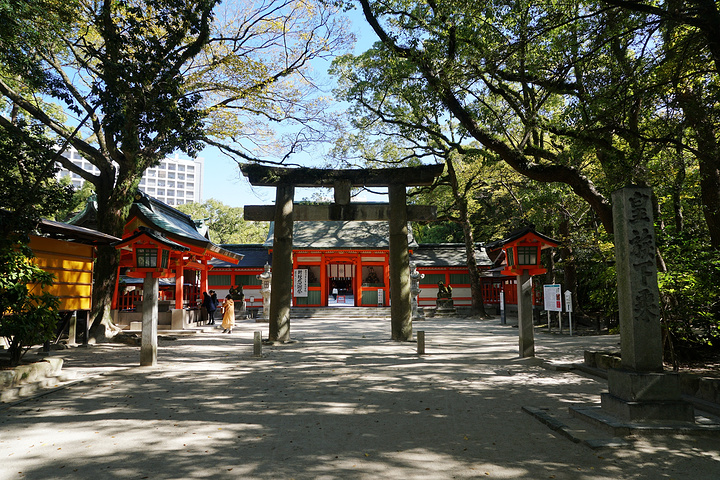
(543, 284, 562, 312)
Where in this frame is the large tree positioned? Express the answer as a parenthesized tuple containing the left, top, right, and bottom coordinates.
(176, 199, 268, 244)
(0, 0, 352, 339)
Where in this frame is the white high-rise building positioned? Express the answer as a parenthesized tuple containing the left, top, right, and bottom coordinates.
(57, 148, 204, 206)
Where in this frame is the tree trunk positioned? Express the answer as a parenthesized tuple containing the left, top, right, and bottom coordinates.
(559, 215, 579, 313)
(678, 88, 720, 249)
(462, 217, 487, 317)
(88, 170, 140, 341)
(445, 155, 487, 317)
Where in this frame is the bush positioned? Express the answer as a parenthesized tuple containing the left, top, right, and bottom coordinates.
(0, 241, 60, 366)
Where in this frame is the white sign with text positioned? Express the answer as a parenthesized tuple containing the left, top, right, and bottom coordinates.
(543, 284, 562, 312)
(294, 269, 308, 297)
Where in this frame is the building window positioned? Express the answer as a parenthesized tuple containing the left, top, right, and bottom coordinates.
(168, 181, 175, 188)
(420, 273, 445, 285)
(177, 182, 184, 189)
(167, 190, 174, 197)
(136, 248, 157, 268)
(158, 180, 165, 187)
(178, 165, 185, 172)
(178, 173, 185, 180)
(517, 246, 537, 265)
(157, 189, 165, 196)
(187, 183, 194, 190)
(168, 172, 175, 179)
(450, 273, 471, 284)
(209, 274, 232, 286)
(187, 166, 194, 173)
(235, 274, 262, 286)
(187, 174, 194, 180)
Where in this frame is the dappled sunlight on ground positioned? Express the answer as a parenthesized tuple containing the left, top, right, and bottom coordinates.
(1, 317, 718, 479)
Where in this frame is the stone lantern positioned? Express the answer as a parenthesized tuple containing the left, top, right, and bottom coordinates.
(409, 262, 424, 319)
(486, 226, 559, 357)
(114, 227, 188, 366)
(256, 263, 272, 322)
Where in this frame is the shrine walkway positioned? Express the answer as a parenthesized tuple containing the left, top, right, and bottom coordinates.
(2, 316, 719, 480)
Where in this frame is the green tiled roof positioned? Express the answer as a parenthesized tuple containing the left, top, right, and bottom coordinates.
(411, 244, 491, 267)
(264, 221, 417, 249)
(132, 194, 210, 245)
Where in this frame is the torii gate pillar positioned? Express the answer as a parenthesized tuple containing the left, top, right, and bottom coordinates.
(388, 184, 412, 340)
(242, 164, 443, 343)
(269, 184, 294, 342)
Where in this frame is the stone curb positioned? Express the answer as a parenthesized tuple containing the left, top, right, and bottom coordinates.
(0, 357, 63, 389)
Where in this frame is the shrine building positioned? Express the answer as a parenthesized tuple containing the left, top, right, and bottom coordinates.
(69, 193, 537, 331)
(209, 220, 525, 313)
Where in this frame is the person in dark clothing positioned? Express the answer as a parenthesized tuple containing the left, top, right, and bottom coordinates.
(202, 291, 217, 325)
(210, 290, 219, 324)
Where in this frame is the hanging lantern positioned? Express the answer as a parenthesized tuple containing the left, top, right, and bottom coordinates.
(115, 227, 188, 278)
(487, 226, 559, 277)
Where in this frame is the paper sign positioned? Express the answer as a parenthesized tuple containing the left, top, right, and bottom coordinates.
(294, 269, 308, 297)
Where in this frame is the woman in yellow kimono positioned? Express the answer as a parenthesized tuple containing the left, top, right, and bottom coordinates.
(221, 294, 235, 334)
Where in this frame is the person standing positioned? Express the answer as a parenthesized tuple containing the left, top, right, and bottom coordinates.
(221, 294, 235, 334)
(210, 290, 219, 324)
(202, 291, 216, 325)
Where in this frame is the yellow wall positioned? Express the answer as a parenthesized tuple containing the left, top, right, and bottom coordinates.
(29, 236, 94, 311)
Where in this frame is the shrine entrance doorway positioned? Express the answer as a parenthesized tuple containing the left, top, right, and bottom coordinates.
(327, 260, 355, 307)
(292, 250, 390, 308)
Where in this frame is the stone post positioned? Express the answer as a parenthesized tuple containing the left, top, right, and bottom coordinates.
(68, 312, 78, 346)
(613, 187, 663, 371)
(517, 271, 534, 358)
(601, 187, 693, 422)
(257, 263, 272, 321)
(269, 184, 294, 342)
(409, 262, 424, 320)
(389, 184, 412, 341)
(141, 272, 159, 366)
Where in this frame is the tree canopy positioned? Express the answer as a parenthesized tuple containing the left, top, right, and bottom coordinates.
(0, 0, 353, 338)
(330, 0, 720, 355)
(176, 199, 268, 244)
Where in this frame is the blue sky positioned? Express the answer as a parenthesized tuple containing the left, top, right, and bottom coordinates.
(199, 8, 381, 208)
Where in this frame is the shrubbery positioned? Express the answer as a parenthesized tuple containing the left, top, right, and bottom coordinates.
(0, 237, 60, 366)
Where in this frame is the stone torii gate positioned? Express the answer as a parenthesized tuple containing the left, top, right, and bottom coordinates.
(241, 164, 443, 343)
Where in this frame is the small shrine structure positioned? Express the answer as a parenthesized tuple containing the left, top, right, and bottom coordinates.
(70, 193, 243, 334)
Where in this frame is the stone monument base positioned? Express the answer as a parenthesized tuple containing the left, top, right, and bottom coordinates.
(601, 369, 694, 422)
(434, 298, 456, 317)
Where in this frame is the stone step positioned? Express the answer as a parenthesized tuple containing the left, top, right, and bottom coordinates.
(290, 307, 391, 319)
